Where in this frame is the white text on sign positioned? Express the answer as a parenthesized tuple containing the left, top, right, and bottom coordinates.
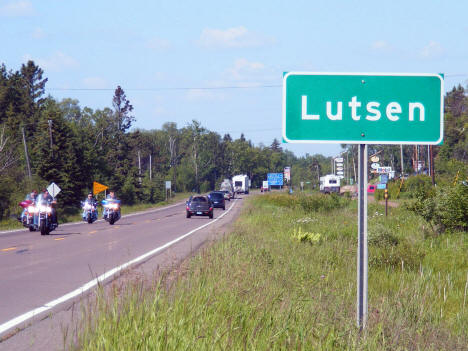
(301, 96, 425, 122)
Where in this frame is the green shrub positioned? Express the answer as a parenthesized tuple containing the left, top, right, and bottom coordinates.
(407, 183, 468, 233)
(258, 193, 349, 212)
(401, 175, 434, 199)
(368, 224, 399, 247)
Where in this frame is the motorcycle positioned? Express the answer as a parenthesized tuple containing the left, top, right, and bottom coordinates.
(82, 201, 98, 224)
(102, 199, 121, 225)
(36, 200, 58, 235)
(18, 200, 37, 232)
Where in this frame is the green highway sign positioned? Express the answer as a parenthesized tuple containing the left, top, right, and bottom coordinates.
(282, 73, 444, 144)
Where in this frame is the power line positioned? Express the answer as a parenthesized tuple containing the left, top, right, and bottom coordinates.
(46, 74, 468, 92)
(47, 84, 282, 92)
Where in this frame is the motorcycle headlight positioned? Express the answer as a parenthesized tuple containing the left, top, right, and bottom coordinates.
(111, 203, 119, 210)
(38, 205, 51, 213)
(28, 206, 36, 213)
(83, 204, 92, 210)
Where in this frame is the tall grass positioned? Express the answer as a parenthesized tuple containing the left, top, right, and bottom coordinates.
(72, 193, 468, 350)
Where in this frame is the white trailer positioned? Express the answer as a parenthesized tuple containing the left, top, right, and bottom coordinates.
(319, 174, 341, 194)
(232, 174, 249, 194)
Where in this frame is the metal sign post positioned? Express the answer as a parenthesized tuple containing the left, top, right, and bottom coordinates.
(357, 144, 368, 329)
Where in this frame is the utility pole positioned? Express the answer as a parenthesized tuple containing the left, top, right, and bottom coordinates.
(21, 127, 32, 180)
(400, 145, 404, 176)
(149, 154, 152, 180)
(48, 120, 53, 157)
(138, 150, 141, 184)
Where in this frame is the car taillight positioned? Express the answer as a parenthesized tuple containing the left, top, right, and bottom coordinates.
(209, 207, 213, 211)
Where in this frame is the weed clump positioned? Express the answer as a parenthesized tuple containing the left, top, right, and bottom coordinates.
(291, 227, 322, 244)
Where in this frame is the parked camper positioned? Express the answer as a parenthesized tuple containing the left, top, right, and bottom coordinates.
(319, 174, 340, 194)
(232, 174, 249, 194)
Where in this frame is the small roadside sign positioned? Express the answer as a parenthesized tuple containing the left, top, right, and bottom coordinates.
(371, 163, 380, 169)
(370, 156, 380, 163)
(165, 181, 171, 190)
(380, 174, 389, 184)
(47, 182, 61, 198)
(377, 183, 387, 190)
(93, 181, 108, 195)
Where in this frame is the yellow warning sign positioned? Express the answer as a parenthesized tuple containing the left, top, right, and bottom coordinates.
(93, 181, 108, 195)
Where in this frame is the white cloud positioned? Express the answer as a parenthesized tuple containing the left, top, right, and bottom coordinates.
(32, 27, 45, 39)
(225, 58, 266, 81)
(145, 37, 171, 51)
(0, 0, 33, 17)
(23, 51, 79, 72)
(197, 26, 274, 49)
(420, 41, 443, 58)
(82, 77, 107, 89)
(371, 40, 391, 51)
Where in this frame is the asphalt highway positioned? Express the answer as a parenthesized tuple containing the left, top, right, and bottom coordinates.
(0, 197, 243, 348)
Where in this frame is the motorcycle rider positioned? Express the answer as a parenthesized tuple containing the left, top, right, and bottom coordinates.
(20, 190, 37, 223)
(37, 189, 58, 225)
(103, 190, 120, 220)
(82, 192, 98, 221)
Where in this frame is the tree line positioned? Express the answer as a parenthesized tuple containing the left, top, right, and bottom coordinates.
(1, 61, 467, 220)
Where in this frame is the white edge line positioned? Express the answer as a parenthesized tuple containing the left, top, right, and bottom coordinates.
(0, 202, 184, 236)
(0, 200, 237, 335)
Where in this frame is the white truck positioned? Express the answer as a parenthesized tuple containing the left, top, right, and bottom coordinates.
(232, 174, 250, 194)
(319, 174, 341, 194)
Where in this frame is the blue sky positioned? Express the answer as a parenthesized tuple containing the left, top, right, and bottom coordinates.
(1, 0, 467, 157)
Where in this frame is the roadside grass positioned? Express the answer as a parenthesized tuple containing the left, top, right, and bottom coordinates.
(72, 193, 467, 350)
(0, 192, 192, 231)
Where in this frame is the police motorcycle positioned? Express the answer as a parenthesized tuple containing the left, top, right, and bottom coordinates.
(82, 201, 98, 224)
(102, 199, 121, 225)
(36, 198, 58, 235)
(18, 200, 37, 232)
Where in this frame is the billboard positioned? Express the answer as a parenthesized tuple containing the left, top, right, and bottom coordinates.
(284, 167, 291, 182)
(267, 173, 284, 186)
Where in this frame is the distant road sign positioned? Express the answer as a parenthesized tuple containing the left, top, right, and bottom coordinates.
(335, 157, 344, 162)
(377, 166, 392, 174)
(336, 167, 344, 171)
(93, 181, 108, 195)
(371, 163, 380, 169)
(377, 183, 387, 190)
(370, 156, 380, 162)
(165, 181, 171, 189)
(268, 173, 284, 186)
(380, 174, 389, 184)
(282, 72, 443, 144)
(47, 182, 61, 198)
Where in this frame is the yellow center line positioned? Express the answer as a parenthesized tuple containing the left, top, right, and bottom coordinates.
(114, 225, 120, 229)
(89, 230, 97, 234)
(144, 220, 151, 223)
(54, 237, 65, 241)
(1, 247, 16, 252)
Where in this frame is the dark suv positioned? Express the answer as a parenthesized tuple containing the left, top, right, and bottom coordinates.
(208, 191, 226, 210)
(186, 196, 213, 219)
